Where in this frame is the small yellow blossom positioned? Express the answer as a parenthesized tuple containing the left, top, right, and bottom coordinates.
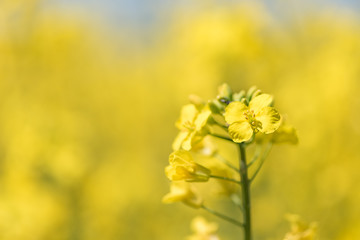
(173, 104, 212, 151)
(165, 150, 211, 182)
(225, 94, 281, 143)
(256, 120, 298, 145)
(283, 214, 317, 240)
(162, 182, 203, 208)
(191, 136, 218, 157)
(187, 216, 220, 240)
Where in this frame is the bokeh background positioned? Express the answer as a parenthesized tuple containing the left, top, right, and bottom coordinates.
(1, 0, 360, 239)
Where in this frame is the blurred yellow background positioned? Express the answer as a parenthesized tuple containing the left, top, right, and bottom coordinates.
(1, 0, 360, 239)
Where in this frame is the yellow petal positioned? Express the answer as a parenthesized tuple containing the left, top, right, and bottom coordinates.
(194, 108, 211, 131)
(182, 131, 196, 151)
(228, 121, 253, 143)
(175, 104, 198, 129)
(172, 131, 190, 150)
(169, 150, 194, 165)
(224, 101, 248, 124)
(249, 94, 273, 114)
(256, 107, 281, 134)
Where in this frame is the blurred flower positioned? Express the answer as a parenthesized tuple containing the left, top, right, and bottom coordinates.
(173, 104, 212, 151)
(187, 216, 220, 240)
(256, 119, 298, 145)
(210, 163, 239, 196)
(162, 182, 203, 208)
(225, 94, 281, 143)
(283, 214, 317, 240)
(191, 136, 218, 157)
(165, 150, 211, 182)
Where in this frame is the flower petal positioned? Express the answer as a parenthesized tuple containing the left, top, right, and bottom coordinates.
(249, 94, 273, 114)
(224, 101, 248, 124)
(194, 108, 211, 131)
(172, 131, 190, 150)
(256, 107, 281, 134)
(175, 104, 198, 129)
(169, 149, 194, 165)
(228, 121, 253, 143)
(182, 131, 196, 151)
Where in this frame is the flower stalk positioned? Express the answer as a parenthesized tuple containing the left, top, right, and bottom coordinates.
(239, 143, 252, 240)
(201, 205, 244, 228)
(163, 84, 299, 240)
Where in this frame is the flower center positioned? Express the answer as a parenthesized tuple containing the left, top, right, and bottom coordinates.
(243, 109, 262, 132)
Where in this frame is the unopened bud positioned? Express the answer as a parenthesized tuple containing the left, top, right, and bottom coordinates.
(232, 90, 245, 101)
(217, 83, 233, 101)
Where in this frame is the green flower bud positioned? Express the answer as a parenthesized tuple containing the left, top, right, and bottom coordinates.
(217, 83, 233, 101)
(232, 90, 246, 101)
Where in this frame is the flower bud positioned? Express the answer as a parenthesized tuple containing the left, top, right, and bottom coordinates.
(189, 94, 205, 110)
(165, 150, 211, 182)
(232, 90, 246, 101)
(208, 99, 224, 114)
(217, 83, 233, 101)
(246, 86, 258, 101)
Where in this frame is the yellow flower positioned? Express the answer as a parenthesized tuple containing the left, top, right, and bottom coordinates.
(256, 120, 298, 145)
(224, 94, 281, 143)
(190, 136, 218, 157)
(283, 214, 317, 240)
(165, 150, 211, 182)
(187, 216, 220, 240)
(162, 182, 203, 208)
(172, 104, 212, 151)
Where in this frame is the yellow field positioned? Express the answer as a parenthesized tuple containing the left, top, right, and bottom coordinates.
(0, 1, 359, 239)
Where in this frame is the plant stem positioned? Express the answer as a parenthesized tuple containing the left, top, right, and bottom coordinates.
(209, 133, 233, 142)
(201, 205, 244, 228)
(239, 143, 252, 240)
(209, 175, 241, 184)
(247, 146, 261, 167)
(214, 153, 239, 172)
(250, 143, 272, 184)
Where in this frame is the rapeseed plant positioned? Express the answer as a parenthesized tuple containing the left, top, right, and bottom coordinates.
(163, 84, 316, 240)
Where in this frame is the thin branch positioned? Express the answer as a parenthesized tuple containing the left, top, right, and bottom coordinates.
(202, 205, 244, 228)
(209, 133, 233, 142)
(247, 146, 261, 167)
(209, 175, 241, 184)
(230, 193, 243, 212)
(214, 153, 239, 172)
(249, 143, 273, 184)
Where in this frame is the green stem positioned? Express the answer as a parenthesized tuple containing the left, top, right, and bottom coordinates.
(230, 193, 243, 212)
(202, 205, 244, 228)
(209, 175, 241, 184)
(214, 153, 239, 172)
(239, 143, 252, 240)
(209, 133, 233, 142)
(249, 143, 272, 184)
(247, 147, 261, 167)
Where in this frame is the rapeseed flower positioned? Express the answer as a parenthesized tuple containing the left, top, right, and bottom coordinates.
(187, 216, 220, 240)
(165, 150, 211, 182)
(162, 182, 203, 208)
(256, 119, 298, 145)
(283, 214, 317, 240)
(225, 94, 281, 143)
(172, 104, 211, 151)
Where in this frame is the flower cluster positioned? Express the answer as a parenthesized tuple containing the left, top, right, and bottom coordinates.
(162, 84, 299, 239)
